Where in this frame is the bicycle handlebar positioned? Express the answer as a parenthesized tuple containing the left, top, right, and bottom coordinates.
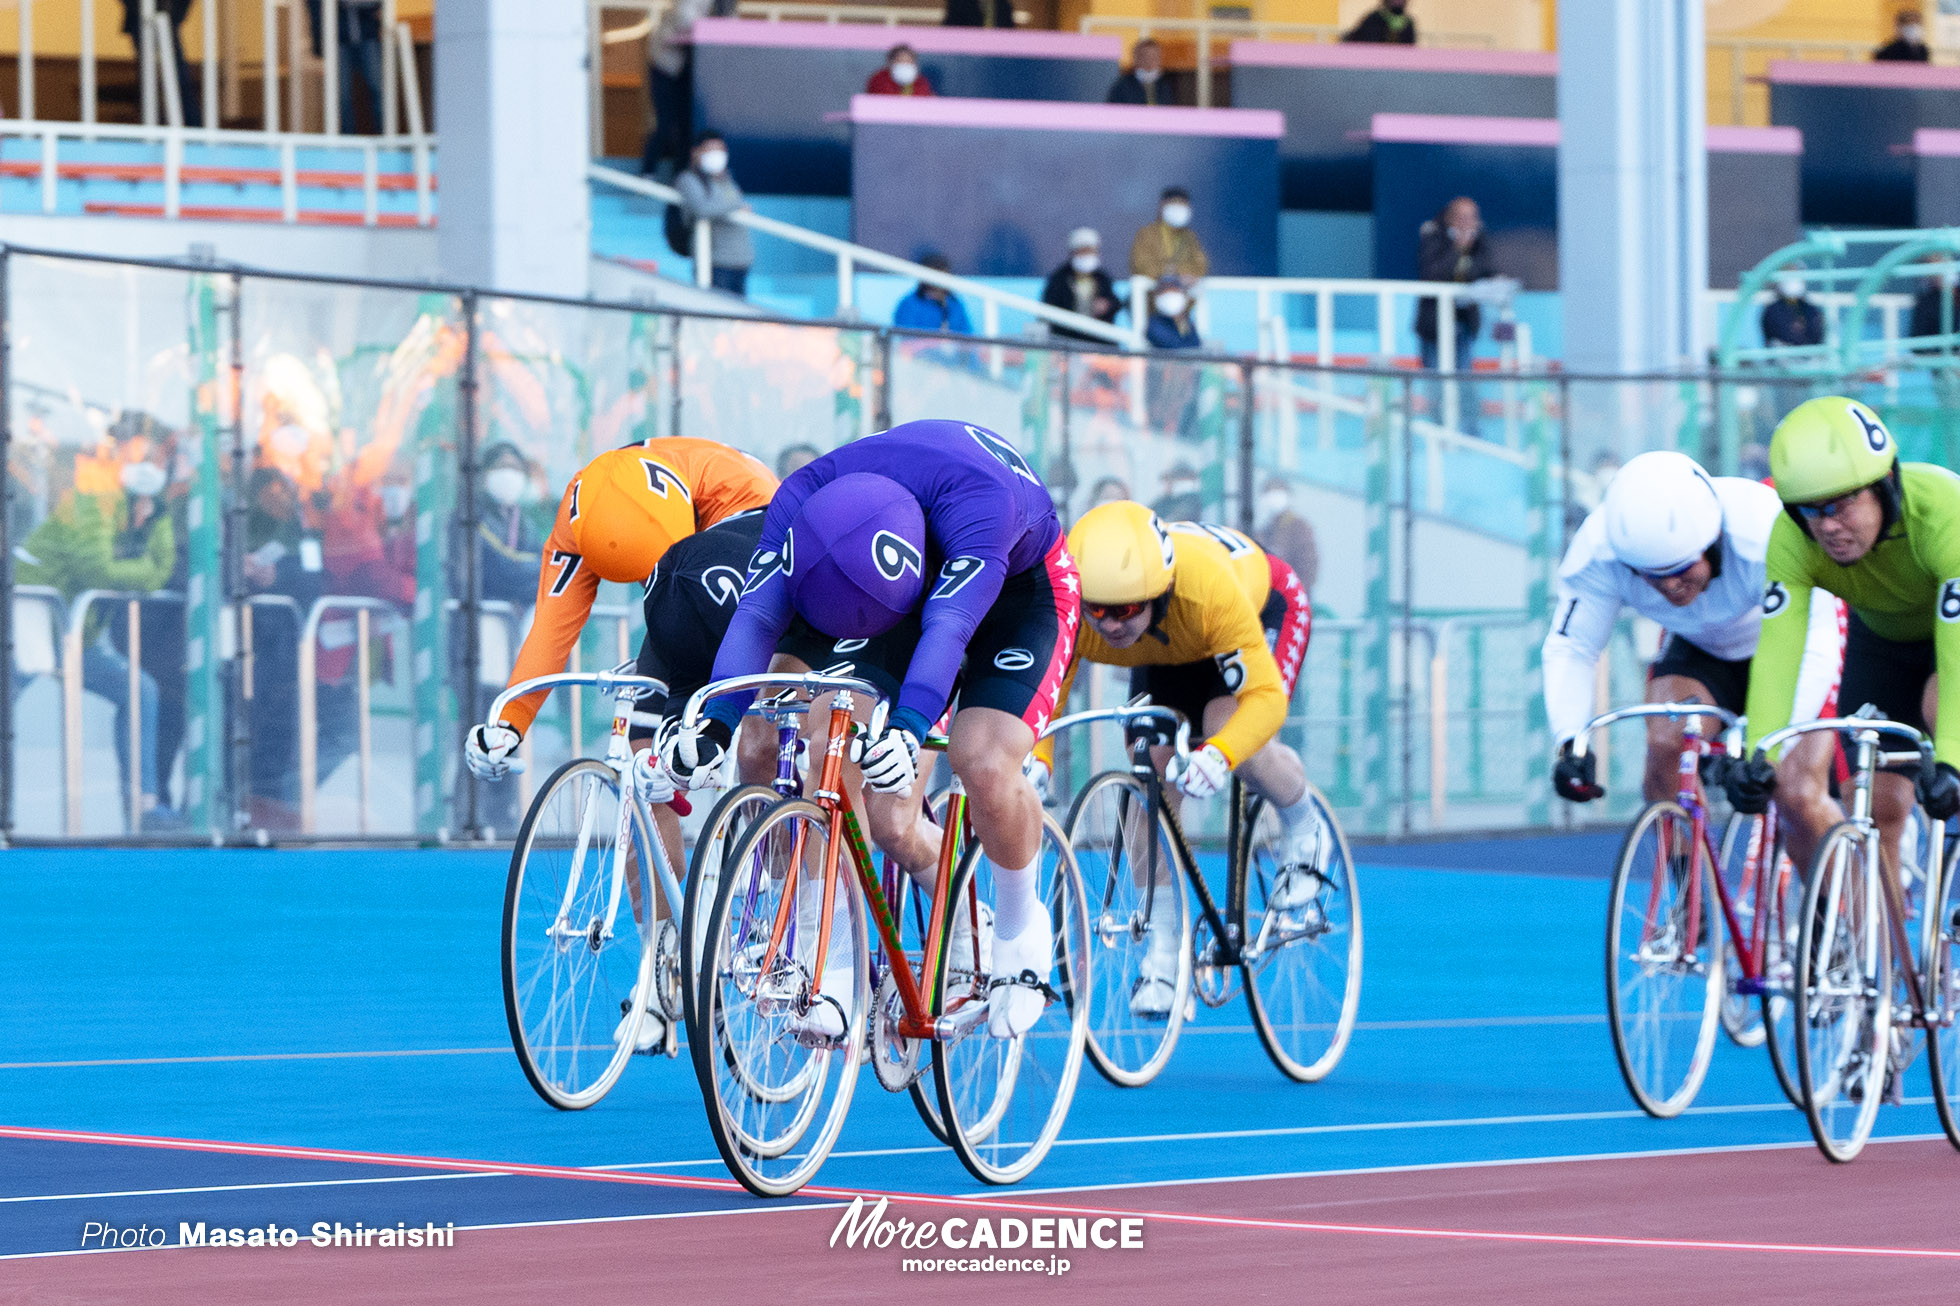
(682, 670, 891, 741)
(1570, 702, 1741, 760)
(487, 669, 672, 730)
(1753, 714, 1933, 772)
(1039, 703, 1193, 761)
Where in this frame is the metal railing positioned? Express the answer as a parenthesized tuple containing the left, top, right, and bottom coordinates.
(59, 588, 184, 836)
(1704, 35, 1883, 128)
(296, 595, 401, 834)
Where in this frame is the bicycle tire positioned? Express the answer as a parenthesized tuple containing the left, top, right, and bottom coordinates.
(1604, 800, 1723, 1119)
(1793, 820, 1890, 1163)
(682, 784, 780, 1044)
(1923, 839, 1960, 1151)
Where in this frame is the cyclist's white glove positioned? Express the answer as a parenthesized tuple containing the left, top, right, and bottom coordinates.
(1174, 743, 1231, 801)
(1023, 755, 1051, 803)
(857, 726, 920, 796)
(663, 718, 733, 790)
(632, 747, 678, 806)
(465, 722, 520, 781)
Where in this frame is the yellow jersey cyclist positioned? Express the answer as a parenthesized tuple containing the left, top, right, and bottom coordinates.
(1729, 397, 1960, 878)
(1033, 501, 1315, 1016)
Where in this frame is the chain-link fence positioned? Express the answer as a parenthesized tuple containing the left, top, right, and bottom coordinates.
(4, 245, 1921, 844)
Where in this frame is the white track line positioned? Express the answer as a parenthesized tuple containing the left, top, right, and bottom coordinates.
(0, 1048, 508, 1070)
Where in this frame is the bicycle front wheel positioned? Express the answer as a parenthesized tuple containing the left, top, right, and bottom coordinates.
(1794, 821, 1891, 1163)
(933, 810, 1090, 1186)
(1604, 800, 1723, 1119)
(1717, 810, 1802, 1108)
(1923, 839, 1960, 1151)
(502, 758, 657, 1111)
(1238, 782, 1362, 1083)
(695, 797, 868, 1197)
(1064, 770, 1192, 1088)
(682, 784, 780, 1040)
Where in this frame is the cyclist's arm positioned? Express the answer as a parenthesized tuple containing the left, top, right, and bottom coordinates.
(1920, 516, 1960, 769)
(1789, 591, 1845, 724)
(1742, 519, 1816, 756)
(1540, 571, 1620, 747)
(499, 488, 599, 736)
(1199, 597, 1289, 768)
(893, 549, 1009, 739)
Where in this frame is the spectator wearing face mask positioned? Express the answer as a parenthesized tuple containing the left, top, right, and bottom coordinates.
(1144, 276, 1201, 350)
(1875, 9, 1930, 61)
(1761, 274, 1825, 349)
(867, 44, 935, 95)
(1153, 461, 1206, 522)
(641, 0, 737, 179)
(1130, 188, 1208, 287)
(676, 132, 754, 298)
(1344, 0, 1416, 44)
(893, 252, 975, 334)
(14, 431, 181, 829)
(1041, 228, 1120, 343)
(475, 443, 546, 607)
(1255, 475, 1319, 599)
(1108, 38, 1169, 105)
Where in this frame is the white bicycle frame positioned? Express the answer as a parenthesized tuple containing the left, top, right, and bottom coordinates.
(488, 666, 687, 961)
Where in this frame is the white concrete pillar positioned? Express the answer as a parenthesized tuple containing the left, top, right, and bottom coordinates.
(436, 0, 590, 297)
(1557, 0, 1707, 375)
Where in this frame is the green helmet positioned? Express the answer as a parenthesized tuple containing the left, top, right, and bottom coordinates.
(1768, 396, 1898, 504)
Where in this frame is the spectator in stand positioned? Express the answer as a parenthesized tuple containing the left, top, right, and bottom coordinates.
(1153, 462, 1206, 523)
(1911, 265, 1960, 342)
(893, 253, 975, 334)
(120, 0, 202, 127)
(642, 0, 737, 179)
(1088, 475, 1132, 509)
(1761, 274, 1825, 348)
(241, 462, 326, 832)
(1042, 228, 1121, 342)
(1144, 276, 1201, 350)
(1130, 187, 1208, 286)
(676, 132, 755, 298)
(1875, 9, 1931, 61)
(1415, 196, 1492, 436)
(14, 423, 181, 829)
(944, 0, 1014, 28)
(304, 0, 385, 132)
(1343, 0, 1416, 44)
(105, 413, 190, 816)
(776, 442, 823, 479)
(867, 44, 936, 95)
(1107, 38, 1170, 106)
(1255, 475, 1320, 599)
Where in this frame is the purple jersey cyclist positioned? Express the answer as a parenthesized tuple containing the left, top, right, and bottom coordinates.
(665, 420, 1081, 1039)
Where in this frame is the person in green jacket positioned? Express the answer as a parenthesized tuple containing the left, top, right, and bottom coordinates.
(14, 453, 180, 828)
(1730, 397, 1960, 879)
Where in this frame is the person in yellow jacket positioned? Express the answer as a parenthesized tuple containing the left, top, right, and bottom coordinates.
(1035, 501, 1314, 1014)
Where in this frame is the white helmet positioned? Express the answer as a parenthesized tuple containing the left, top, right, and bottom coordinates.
(1602, 450, 1723, 575)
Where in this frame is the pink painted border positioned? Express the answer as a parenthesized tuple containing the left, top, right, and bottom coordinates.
(1706, 125, 1803, 155)
(849, 94, 1284, 138)
(1370, 112, 1556, 147)
(1229, 40, 1555, 77)
(692, 17, 1121, 59)
(1768, 58, 1960, 91)
(1916, 128, 1960, 157)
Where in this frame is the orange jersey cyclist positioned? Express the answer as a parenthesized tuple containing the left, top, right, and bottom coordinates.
(1039, 502, 1314, 1015)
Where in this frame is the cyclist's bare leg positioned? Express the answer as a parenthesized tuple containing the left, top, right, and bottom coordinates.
(1644, 674, 1714, 803)
(1776, 732, 1841, 873)
(948, 707, 1041, 871)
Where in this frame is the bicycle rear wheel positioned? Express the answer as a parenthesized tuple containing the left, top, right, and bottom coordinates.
(694, 797, 868, 1197)
(1717, 810, 1802, 1108)
(682, 784, 779, 1039)
(1794, 821, 1891, 1164)
(1923, 844, 1960, 1151)
(502, 759, 657, 1110)
(933, 811, 1090, 1186)
(1237, 782, 1361, 1083)
(1065, 770, 1191, 1088)
(1604, 800, 1723, 1118)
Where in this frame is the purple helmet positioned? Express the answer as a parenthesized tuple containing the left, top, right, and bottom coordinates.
(784, 472, 927, 638)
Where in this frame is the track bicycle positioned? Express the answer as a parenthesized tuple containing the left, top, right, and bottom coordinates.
(686, 672, 1092, 1196)
(1054, 701, 1361, 1087)
(1577, 702, 1812, 1118)
(1750, 710, 1956, 1162)
(487, 667, 690, 1110)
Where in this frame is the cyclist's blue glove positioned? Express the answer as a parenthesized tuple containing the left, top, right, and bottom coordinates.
(1725, 756, 1776, 815)
(1552, 742, 1603, 803)
(1917, 760, 1960, 822)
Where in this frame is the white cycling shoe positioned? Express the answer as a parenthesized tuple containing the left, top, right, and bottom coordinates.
(614, 920, 678, 1054)
(988, 918, 1053, 1038)
(790, 959, 857, 1044)
(1129, 930, 1183, 1018)
(947, 900, 995, 980)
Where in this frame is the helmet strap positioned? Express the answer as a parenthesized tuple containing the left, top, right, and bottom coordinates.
(1702, 538, 1723, 581)
(1145, 590, 1173, 643)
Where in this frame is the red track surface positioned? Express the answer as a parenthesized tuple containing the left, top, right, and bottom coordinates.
(6, 1140, 1955, 1303)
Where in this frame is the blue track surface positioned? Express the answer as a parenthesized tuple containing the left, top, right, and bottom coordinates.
(0, 836, 1943, 1258)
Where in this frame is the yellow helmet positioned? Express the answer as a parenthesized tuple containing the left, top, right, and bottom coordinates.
(1768, 396, 1898, 505)
(1068, 500, 1175, 605)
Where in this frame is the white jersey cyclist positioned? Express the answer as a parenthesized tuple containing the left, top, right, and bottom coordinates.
(1543, 453, 1843, 750)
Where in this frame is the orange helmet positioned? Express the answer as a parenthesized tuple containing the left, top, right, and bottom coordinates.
(568, 447, 698, 583)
